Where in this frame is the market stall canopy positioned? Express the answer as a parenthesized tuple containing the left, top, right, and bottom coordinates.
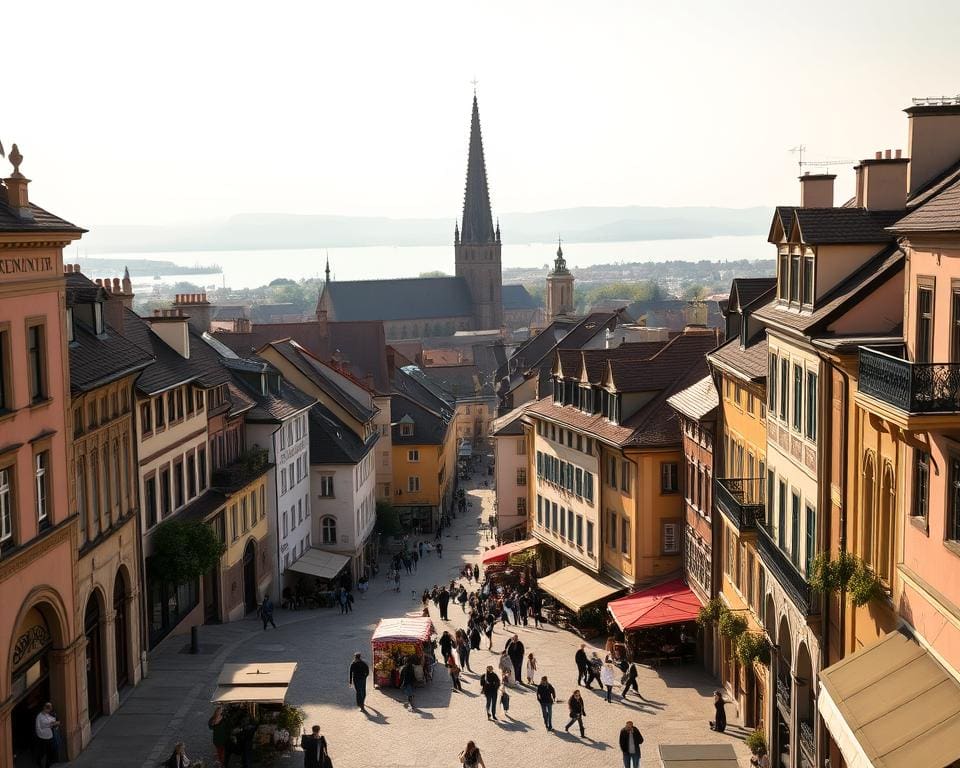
(608, 578, 701, 631)
(286, 547, 350, 580)
(659, 744, 739, 768)
(481, 538, 538, 565)
(537, 566, 621, 613)
(372, 617, 435, 643)
(818, 628, 960, 768)
(211, 662, 297, 704)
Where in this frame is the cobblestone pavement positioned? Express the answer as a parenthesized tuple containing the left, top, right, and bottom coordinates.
(67, 474, 752, 768)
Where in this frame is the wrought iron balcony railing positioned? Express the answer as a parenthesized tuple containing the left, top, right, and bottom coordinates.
(776, 675, 791, 714)
(715, 477, 765, 531)
(757, 522, 818, 617)
(799, 719, 815, 761)
(859, 345, 960, 415)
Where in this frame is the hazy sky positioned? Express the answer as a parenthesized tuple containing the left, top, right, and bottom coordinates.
(6, 1, 960, 227)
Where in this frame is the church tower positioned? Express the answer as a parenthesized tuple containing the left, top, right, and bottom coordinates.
(546, 239, 575, 321)
(455, 92, 503, 330)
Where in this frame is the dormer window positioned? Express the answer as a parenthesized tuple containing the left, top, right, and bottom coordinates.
(93, 302, 104, 335)
(778, 251, 788, 299)
(400, 423, 413, 437)
(802, 254, 815, 306)
(553, 379, 561, 404)
(789, 253, 800, 302)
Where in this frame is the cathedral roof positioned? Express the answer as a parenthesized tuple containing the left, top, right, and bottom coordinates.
(322, 276, 473, 322)
(460, 93, 496, 244)
(502, 284, 539, 310)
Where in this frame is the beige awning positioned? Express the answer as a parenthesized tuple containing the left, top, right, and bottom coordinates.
(287, 548, 350, 580)
(537, 565, 622, 613)
(211, 662, 298, 704)
(212, 685, 289, 704)
(659, 744, 739, 768)
(818, 628, 960, 768)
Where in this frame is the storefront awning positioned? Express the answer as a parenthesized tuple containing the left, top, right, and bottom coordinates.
(608, 578, 701, 632)
(818, 628, 960, 768)
(211, 662, 297, 704)
(537, 566, 622, 613)
(659, 744, 738, 768)
(481, 538, 538, 564)
(287, 548, 350, 580)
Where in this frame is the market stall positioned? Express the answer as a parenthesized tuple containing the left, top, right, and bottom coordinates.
(607, 578, 701, 664)
(537, 565, 622, 638)
(210, 662, 302, 756)
(371, 617, 435, 689)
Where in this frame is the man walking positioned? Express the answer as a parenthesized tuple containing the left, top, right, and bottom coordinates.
(619, 720, 644, 768)
(505, 634, 525, 683)
(438, 587, 450, 621)
(535, 676, 556, 730)
(480, 665, 501, 721)
(301, 725, 327, 768)
(399, 656, 417, 709)
(575, 644, 589, 685)
(349, 652, 370, 710)
(260, 595, 277, 629)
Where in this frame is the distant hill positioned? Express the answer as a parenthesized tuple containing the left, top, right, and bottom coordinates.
(80, 206, 772, 254)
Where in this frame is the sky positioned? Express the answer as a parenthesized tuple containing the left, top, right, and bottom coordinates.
(6, 0, 960, 228)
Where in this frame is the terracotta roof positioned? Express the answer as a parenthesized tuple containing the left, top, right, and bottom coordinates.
(606, 332, 718, 392)
(526, 397, 635, 446)
(792, 208, 901, 244)
(708, 334, 769, 382)
(491, 405, 526, 436)
(752, 245, 904, 336)
(667, 375, 718, 421)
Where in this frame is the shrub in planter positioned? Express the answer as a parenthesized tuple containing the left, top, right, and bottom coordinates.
(276, 704, 306, 737)
(735, 632, 770, 666)
(745, 729, 767, 755)
(697, 597, 726, 627)
(847, 563, 884, 607)
(718, 611, 748, 639)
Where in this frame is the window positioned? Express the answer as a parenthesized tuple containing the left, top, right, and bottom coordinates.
(779, 358, 788, 420)
(408, 449, 420, 462)
(155, 396, 165, 429)
(621, 460, 631, 493)
(778, 252, 788, 299)
(516, 437, 525, 455)
(516, 468, 526, 486)
(552, 502, 558, 532)
(35, 451, 49, 525)
(173, 460, 184, 509)
(26, 322, 46, 403)
(914, 451, 930, 519)
(140, 402, 152, 435)
(792, 364, 803, 431)
(587, 521, 594, 555)
(537, 495, 543, 526)
(282, 510, 288, 537)
(0, 467, 13, 545)
(575, 468, 583, 497)
(517, 497, 526, 515)
(768, 354, 778, 412)
(805, 503, 816, 575)
(661, 462, 679, 493)
(319, 474, 334, 497)
(949, 458, 960, 543)
(953, 288, 960, 363)
(584, 472, 594, 503)
(663, 521, 679, 554)
(568, 508, 574, 541)
(802, 255, 815, 305)
(621, 517, 630, 555)
(231, 506, 239, 541)
(791, 491, 801, 565)
(608, 456, 617, 487)
(536, 451, 543, 478)
(917, 284, 934, 363)
(576, 515, 583, 547)
(187, 454, 196, 499)
(778, 480, 787, 548)
(160, 467, 171, 518)
(321, 517, 337, 544)
(609, 511, 617, 549)
(408, 476, 420, 492)
(145, 476, 157, 528)
(241, 497, 249, 532)
(0, 327, 12, 413)
(198, 447, 207, 491)
(805, 371, 818, 440)
(790, 253, 800, 302)
(195, 389, 204, 411)
(560, 506, 566, 538)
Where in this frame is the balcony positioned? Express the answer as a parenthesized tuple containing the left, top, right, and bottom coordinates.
(211, 448, 271, 493)
(757, 523, 818, 617)
(715, 478, 765, 531)
(858, 346, 960, 430)
(799, 719, 815, 762)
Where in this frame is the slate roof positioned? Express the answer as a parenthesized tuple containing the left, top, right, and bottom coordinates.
(395, 366, 455, 418)
(420, 364, 494, 399)
(0, 192, 85, 234)
(322, 277, 473, 322)
(770, 206, 797, 241)
(309, 403, 376, 465)
(502, 284, 539, 311)
(904, 158, 960, 210)
(708, 335, 769, 382)
(730, 278, 777, 311)
(65, 273, 154, 394)
(893, 170, 960, 232)
(666, 375, 719, 422)
(792, 208, 902, 244)
(460, 93, 496, 244)
(391, 392, 449, 446)
(212, 305, 249, 321)
(753, 245, 904, 336)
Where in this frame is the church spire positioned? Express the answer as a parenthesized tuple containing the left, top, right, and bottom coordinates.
(460, 92, 496, 244)
(325, 255, 331, 282)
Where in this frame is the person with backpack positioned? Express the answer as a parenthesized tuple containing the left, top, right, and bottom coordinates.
(536, 676, 557, 730)
(260, 595, 277, 629)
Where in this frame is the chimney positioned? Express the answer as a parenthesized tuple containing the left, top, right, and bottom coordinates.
(854, 151, 909, 210)
(147, 308, 191, 359)
(172, 292, 212, 333)
(3, 144, 32, 220)
(102, 274, 133, 332)
(799, 173, 835, 208)
(906, 99, 960, 196)
(233, 317, 251, 333)
(683, 300, 708, 327)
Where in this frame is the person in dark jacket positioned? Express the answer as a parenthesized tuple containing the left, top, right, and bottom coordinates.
(575, 644, 589, 685)
(260, 595, 277, 629)
(710, 690, 727, 733)
(439, 630, 454, 661)
(164, 742, 191, 768)
(438, 587, 450, 621)
(535, 676, 557, 730)
(480, 666, 501, 720)
(622, 661, 641, 700)
(349, 652, 370, 710)
(619, 721, 644, 768)
(399, 657, 417, 709)
(301, 725, 327, 768)
(473, 563, 480, 581)
(564, 690, 586, 737)
(505, 635, 525, 683)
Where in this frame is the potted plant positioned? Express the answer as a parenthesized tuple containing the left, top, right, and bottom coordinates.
(718, 611, 748, 640)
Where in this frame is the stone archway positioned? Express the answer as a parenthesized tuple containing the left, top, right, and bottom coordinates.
(113, 567, 132, 691)
(83, 590, 107, 723)
(774, 615, 793, 768)
(795, 642, 815, 767)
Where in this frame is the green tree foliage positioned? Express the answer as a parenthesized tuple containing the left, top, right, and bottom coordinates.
(171, 281, 204, 294)
(269, 277, 296, 286)
(577, 280, 667, 310)
(149, 520, 226, 586)
(418, 270, 449, 278)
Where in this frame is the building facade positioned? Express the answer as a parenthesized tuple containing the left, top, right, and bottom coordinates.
(490, 408, 529, 541)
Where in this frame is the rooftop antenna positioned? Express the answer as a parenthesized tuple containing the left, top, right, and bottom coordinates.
(790, 145, 855, 174)
(789, 145, 806, 171)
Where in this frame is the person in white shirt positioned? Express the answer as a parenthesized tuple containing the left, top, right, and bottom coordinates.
(34, 702, 59, 768)
(601, 659, 618, 702)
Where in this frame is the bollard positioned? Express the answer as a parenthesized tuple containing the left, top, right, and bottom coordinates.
(190, 625, 199, 654)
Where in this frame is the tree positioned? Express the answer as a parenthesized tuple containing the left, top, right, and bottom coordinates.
(171, 281, 204, 294)
(376, 501, 404, 537)
(148, 519, 226, 586)
(682, 284, 706, 300)
(269, 277, 296, 286)
(418, 270, 448, 278)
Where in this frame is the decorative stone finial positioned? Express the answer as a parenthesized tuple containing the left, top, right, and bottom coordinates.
(9, 143, 23, 177)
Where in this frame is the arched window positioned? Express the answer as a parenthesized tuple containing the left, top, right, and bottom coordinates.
(77, 457, 87, 541)
(879, 463, 895, 583)
(861, 452, 875, 563)
(91, 451, 101, 536)
(321, 516, 337, 545)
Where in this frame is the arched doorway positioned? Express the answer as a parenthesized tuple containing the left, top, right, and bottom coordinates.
(113, 572, 129, 690)
(795, 643, 815, 768)
(775, 616, 793, 768)
(84, 594, 105, 722)
(243, 540, 257, 614)
(9, 600, 65, 767)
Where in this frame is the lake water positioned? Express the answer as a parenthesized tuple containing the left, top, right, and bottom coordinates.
(76, 234, 770, 291)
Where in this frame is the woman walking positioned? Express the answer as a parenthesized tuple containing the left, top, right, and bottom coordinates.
(564, 690, 586, 737)
(448, 657, 464, 692)
(459, 741, 486, 768)
(601, 658, 617, 703)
